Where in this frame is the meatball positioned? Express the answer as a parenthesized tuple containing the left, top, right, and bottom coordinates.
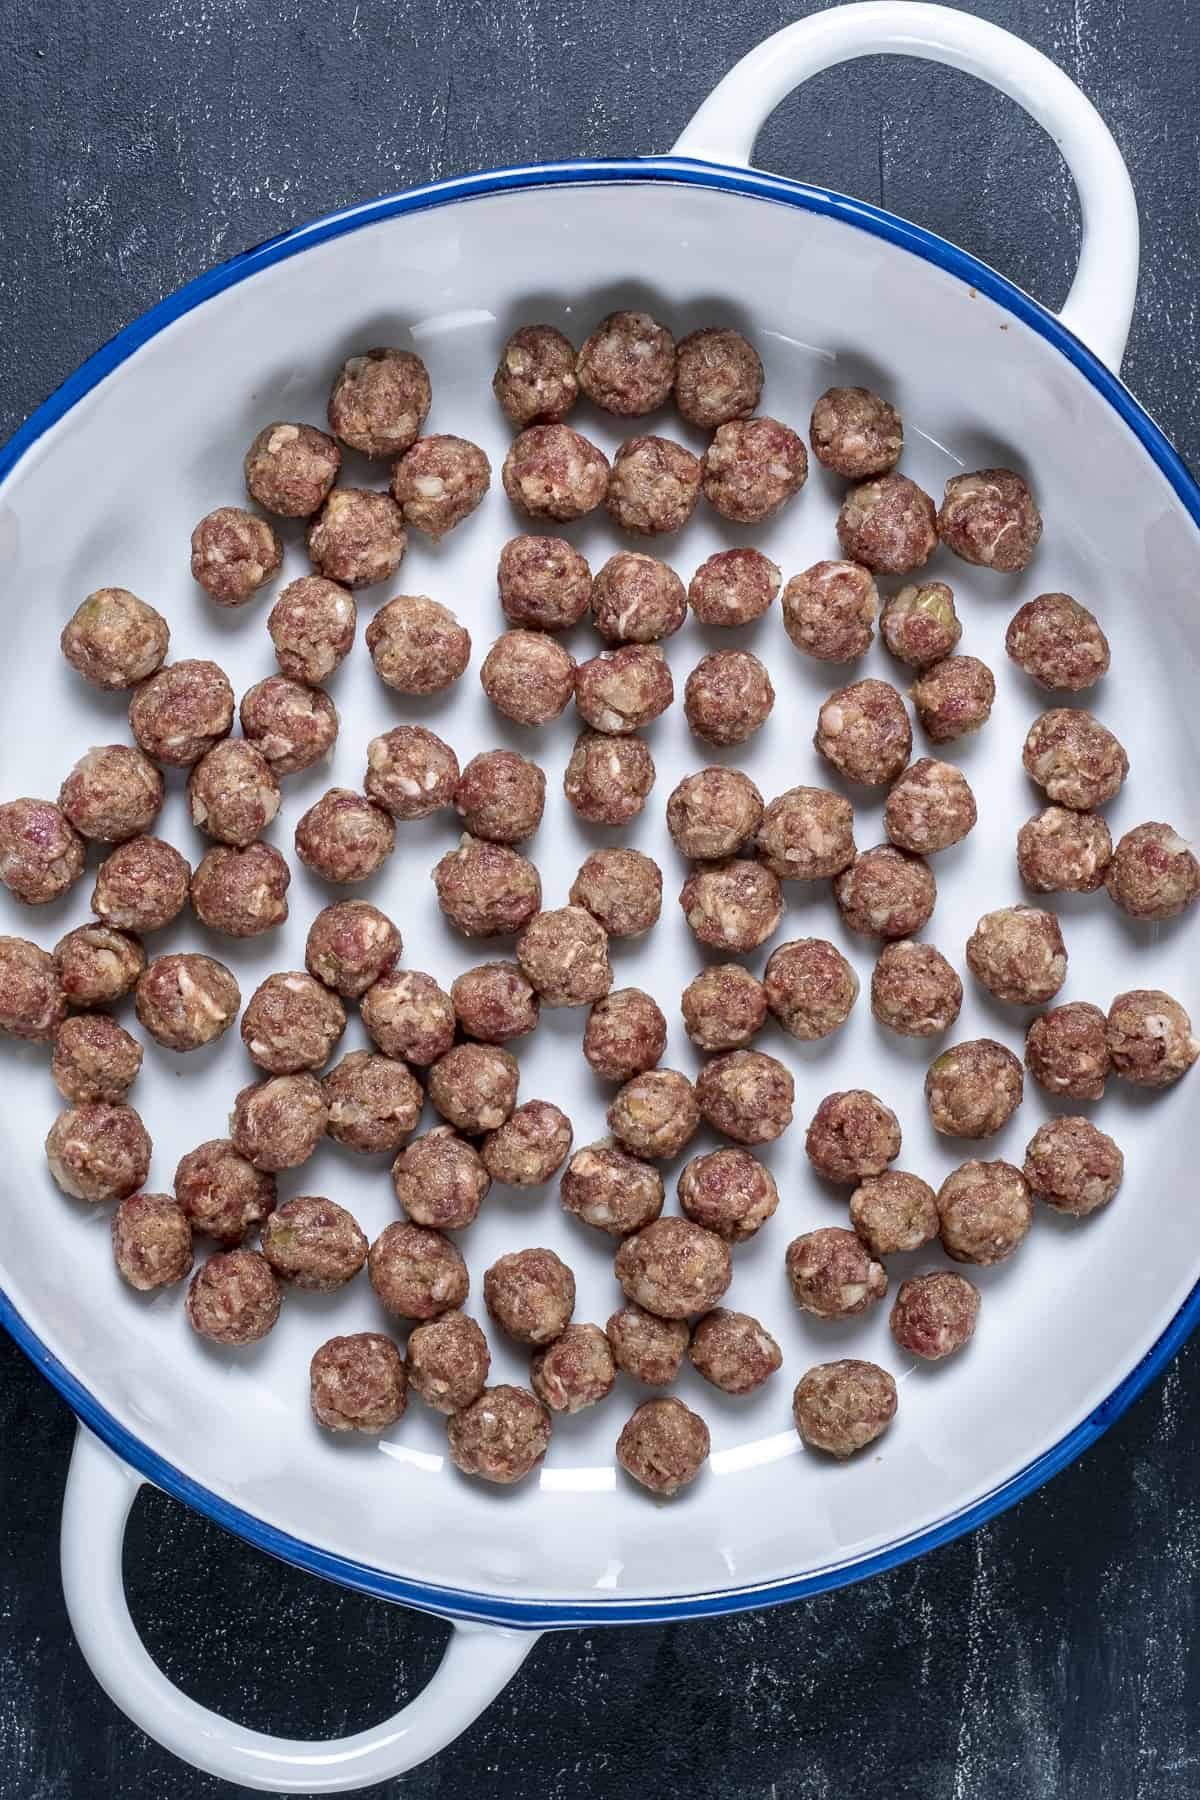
(0, 937, 65, 1041)
(260, 1195, 367, 1291)
(190, 506, 282, 606)
(53, 923, 144, 1009)
(675, 326, 763, 428)
(516, 906, 611, 1007)
(560, 1142, 664, 1236)
(1024, 1116, 1124, 1218)
(482, 1100, 573, 1187)
(938, 1160, 1032, 1264)
(406, 1311, 490, 1414)
(187, 1248, 281, 1345)
(390, 435, 490, 540)
(493, 323, 578, 427)
(129, 660, 234, 767)
(870, 940, 962, 1037)
(1017, 806, 1113, 894)
(306, 488, 407, 588)
(45, 1102, 151, 1203)
(134, 953, 240, 1052)
(687, 546, 781, 627)
(764, 938, 858, 1040)
(575, 645, 674, 735)
(328, 346, 431, 457)
(805, 1089, 900, 1183)
(1006, 592, 1109, 692)
(884, 758, 976, 855)
(52, 1013, 142, 1103)
(452, 961, 539, 1043)
(1022, 709, 1129, 812)
(365, 595, 471, 696)
(891, 1272, 981, 1360)
(836, 473, 937, 574)
(938, 468, 1042, 572)
(447, 1384, 551, 1485)
(679, 859, 783, 953)
(849, 1170, 939, 1258)
(294, 790, 394, 884)
(92, 836, 190, 934)
(229, 1074, 328, 1171)
(786, 1227, 888, 1319)
(60, 745, 164, 843)
(244, 421, 340, 517)
(880, 581, 962, 670)
(925, 1038, 1024, 1138)
(697, 1050, 794, 1146)
(966, 905, 1067, 1006)
(606, 1306, 689, 1385)
(1105, 822, 1200, 921)
(608, 1068, 700, 1162)
(305, 899, 401, 999)
(605, 435, 701, 535)
(191, 843, 290, 937)
(267, 575, 356, 686)
(792, 1360, 897, 1459)
(365, 725, 459, 821)
(563, 732, 655, 827)
(834, 844, 936, 941)
(111, 1192, 193, 1292)
(361, 969, 455, 1066)
(240, 971, 345, 1073)
(666, 768, 763, 861)
(480, 630, 576, 727)
(497, 534, 591, 631)
(1107, 989, 1199, 1089)
(689, 1309, 782, 1396)
(814, 678, 912, 785)
(782, 561, 878, 663)
(810, 385, 902, 479)
(432, 835, 542, 937)
(615, 1217, 732, 1319)
(369, 1221, 469, 1320)
(591, 552, 686, 645)
(684, 649, 775, 747)
(531, 1323, 617, 1414)
(61, 588, 168, 690)
(756, 785, 856, 882)
(1025, 1001, 1110, 1100)
(392, 1127, 490, 1231)
(501, 423, 610, 521)
(174, 1138, 276, 1245)
(680, 964, 767, 1051)
(701, 416, 808, 522)
(454, 749, 545, 844)
(911, 655, 996, 744)
(310, 1333, 407, 1433)
(577, 310, 675, 414)
(617, 1397, 709, 1495)
(484, 1246, 575, 1345)
(676, 1146, 778, 1243)
(322, 1050, 423, 1154)
(570, 847, 662, 937)
(427, 1043, 519, 1135)
(584, 988, 668, 1081)
(187, 741, 280, 847)
(239, 676, 339, 776)
(0, 798, 85, 904)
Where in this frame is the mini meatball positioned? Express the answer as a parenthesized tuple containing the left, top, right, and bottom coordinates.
(190, 506, 282, 606)
(666, 768, 763, 861)
(306, 488, 407, 589)
(793, 1360, 897, 1459)
(129, 660, 235, 767)
(361, 970, 455, 1066)
(677, 1146, 779, 1243)
(187, 1249, 280, 1345)
(966, 905, 1067, 1006)
(1006, 592, 1109, 692)
(268, 577, 357, 685)
(482, 1100, 572, 1187)
(849, 1170, 939, 1257)
(617, 1397, 709, 1495)
(697, 1049, 794, 1146)
(390, 434, 490, 540)
(493, 323, 578, 427)
(591, 552, 686, 645)
(810, 385, 902, 479)
(452, 961, 539, 1043)
(675, 326, 763, 428)
(756, 786, 856, 882)
(45, 1102, 151, 1203)
(230, 1074, 328, 1171)
(447, 1384, 551, 1485)
(92, 836, 190, 934)
(532, 1323, 616, 1413)
(485, 1246, 575, 1345)
(455, 750, 545, 844)
(606, 1306, 689, 1385)
(60, 745, 164, 843)
(925, 1038, 1024, 1138)
(497, 534, 591, 631)
(608, 1069, 700, 1162)
(392, 1127, 490, 1231)
(406, 1311, 490, 1414)
(814, 678, 912, 785)
(431, 835, 542, 937)
(1025, 1001, 1111, 1100)
(884, 758, 976, 855)
(871, 940, 962, 1037)
(782, 561, 878, 663)
(239, 676, 339, 776)
(174, 1138, 276, 1245)
(584, 988, 668, 1081)
(577, 310, 675, 414)
(605, 435, 701, 535)
(0, 937, 65, 1041)
(1017, 807, 1113, 894)
(187, 741, 280, 848)
(1023, 1116, 1124, 1217)
(570, 848, 662, 937)
(1105, 822, 1200, 921)
(365, 595, 471, 696)
(688, 547, 781, 627)
(937, 1160, 1032, 1264)
(1107, 989, 1199, 1088)
(786, 1227, 888, 1318)
(328, 347, 431, 457)
(502, 424, 609, 521)
(615, 1217, 732, 1319)
(764, 938, 858, 1040)
(516, 906, 611, 1008)
(560, 1141, 664, 1236)
(134, 953, 240, 1052)
(880, 581, 962, 670)
(0, 798, 85, 904)
(805, 1089, 901, 1182)
(681, 964, 767, 1051)
(890, 1272, 980, 1360)
(322, 1050, 423, 1154)
(53, 923, 144, 1009)
(701, 416, 809, 522)
(52, 1013, 142, 1103)
(836, 474, 937, 574)
(365, 725, 459, 821)
(911, 655, 996, 743)
(689, 1309, 782, 1396)
(575, 645, 674, 735)
(481, 630, 576, 727)
(938, 468, 1042, 572)
(834, 844, 936, 941)
(191, 843, 290, 936)
(563, 731, 655, 827)
(244, 421, 340, 517)
(305, 900, 400, 999)
(240, 972, 345, 1073)
(427, 1043, 519, 1135)
(111, 1192, 193, 1292)
(310, 1333, 407, 1433)
(261, 1195, 368, 1290)
(679, 860, 783, 953)
(294, 790, 394, 884)
(61, 588, 168, 690)
(684, 649, 775, 747)
(369, 1221, 469, 1319)
(1022, 709, 1129, 811)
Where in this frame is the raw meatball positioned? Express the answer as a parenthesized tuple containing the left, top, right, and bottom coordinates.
(1017, 807, 1112, 894)
(805, 1089, 900, 1182)
(516, 906, 611, 1007)
(577, 310, 675, 414)
(849, 1170, 939, 1257)
(1006, 592, 1109, 691)
(1107, 988, 1199, 1088)
(306, 488, 407, 588)
(322, 1050, 423, 1154)
(689, 1309, 782, 1395)
(688, 547, 781, 626)
(481, 630, 576, 726)
(570, 847, 662, 937)
(701, 416, 808, 522)
(575, 645, 674, 734)
(295, 790, 394, 884)
(786, 1227, 888, 1318)
(45, 1102, 151, 1202)
(925, 1038, 1024, 1138)
(605, 435, 701, 535)
(447, 1385, 551, 1485)
(328, 347, 431, 457)
(675, 326, 763, 428)
(836, 474, 937, 574)
(938, 1160, 1032, 1264)
(679, 860, 783, 953)
(793, 1360, 897, 1459)
(174, 1138, 276, 1245)
(365, 595, 471, 695)
(365, 725, 459, 821)
(53, 923, 144, 1008)
(369, 1221, 469, 1319)
(871, 940, 962, 1037)
(617, 1398, 709, 1495)
(834, 844, 936, 940)
(1022, 709, 1129, 811)
(684, 649, 774, 747)
(186, 1249, 280, 1345)
(61, 588, 168, 690)
(763, 937, 857, 1040)
(305, 900, 400, 999)
(390, 434, 490, 540)
(392, 1128, 490, 1231)
(244, 422, 340, 517)
(880, 581, 962, 670)
(191, 843, 290, 936)
(502, 424, 609, 521)
(135, 953, 240, 1052)
(93, 836, 190, 933)
(406, 1311, 490, 1414)
(584, 988, 668, 1081)
(756, 785, 856, 882)
(966, 906, 1067, 1006)
(911, 655, 996, 743)
(230, 1074, 328, 1171)
(240, 971, 345, 1073)
(782, 561, 877, 662)
(129, 660, 234, 767)
(239, 676, 339, 776)
(938, 468, 1042, 572)
(810, 385, 902, 478)
(493, 324, 578, 427)
(427, 1043, 519, 1134)
(60, 745, 164, 843)
(615, 1217, 732, 1318)
(361, 970, 455, 1065)
(666, 768, 763, 861)
(452, 961, 539, 1043)
(111, 1192, 193, 1292)
(261, 1195, 367, 1291)
(190, 506, 282, 606)
(1023, 1117, 1123, 1217)
(697, 1049, 794, 1146)
(608, 1069, 700, 1161)
(606, 1306, 688, 1385)
(884, 758, 976, 854)
(187, 741, 280, 847)
(532, 1324, 616, 1413)
(677, 1146, 778, 1242)
(1106, 822, 1200, 921)
(0, 798, 84, 904)
(891, 1272, 980, 1360)
(482, 1100, 572, 1187)
(455, 749, 545, 844)
(485, 1246, 575, 1344)
(814, 678, 912, 785)
(310, 1333, 407, 1433)
(0, 936, 65, 1041)
(681, 964, 766, 1051)
(267, 577, 357, 686)
(52, 1013, 142, 1103)
(560, 1141, 664, 1236)
(563, 731, 655, 826)
(591, 552, 686, 644)
(497, 534, 591, 631)
(432, 835, 542, 937)
(1025, 1001, 1110, 1100)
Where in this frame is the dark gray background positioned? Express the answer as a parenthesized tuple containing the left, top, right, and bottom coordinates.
(3, 1, 1199, 1795)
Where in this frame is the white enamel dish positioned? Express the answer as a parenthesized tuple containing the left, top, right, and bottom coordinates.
(2, 3, 1196, 1789)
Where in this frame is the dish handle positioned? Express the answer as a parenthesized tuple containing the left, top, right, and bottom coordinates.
(60, 1426, 539, 1793)
(671, 0, 1139, 371)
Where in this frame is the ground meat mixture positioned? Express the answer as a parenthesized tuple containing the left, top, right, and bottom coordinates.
(497, 534, 591, 631)
(563, 731, 655, 826)
(174, 1138, 276, 1245)
(793, 1360, 897, 1459)
(679, 859, 783, 953)
(1022, 709, 1129, 811)
(392, 1127, 490, 1230)
(786, 1227, 888, 1318)
(569, 848, 662, 937)
(428, 1042, 520, 1135)
(482, 1100, 572, 1187)
(454, 749, 545, 844)
(190, 506, 282, 606)
(891, 1272, 981, 1360)
(836, 473, 937, 574)
(328, 347, 431, 457)
(884, 758, 977, 854)
(561, 1141, 664, 1236)
(1105, 822, 1200, 921)
(531, 1323, 616, 1413)
(61, 588, 169, 690)
(501, 419, 612, 521)
(187, 741, 280, 848)
(447, 1385, 551, 1485)
(262, 1195, 368, 1290)
(966, 905, 1068, 1006)
(480, 630, 576, 727)
(0, 937, 66, 1041)
(584, 988, 668, 1081)
(186, 1248, 280, 1345)
(681, 964, 767, 1051)
(516, 905, 611, 1007)
(674, 326, 763, 428)
(607, 1068, 700, 1161)
(239, 676, 338, 776)
(1107, 988, 1199, 1088)
(128, 660, 235, 767)
(576, 310, 675, 414)
(834, 844, 936, 940)
(805, 1089, 901, 1182)
(60, 745, 164, 843)
(591, 552, 686, 645)
(452, 961, 539, 1043)
(1006, 592, 1109, 691)
(617, 1397, 709, 1495)
(230, 1073, 328, 1171)
(756, 786, 855, 883)
(493, 324, 578, 427)
(1017, 806, 1113, 894)
(361, 969, 456, 1065)
(484, 1246, 575, 1345)
(365, 725, 460, 821)
(814, 678, 912, 785)
(926, 1038, 1024, 1137)
(696, 1049, 795, 1145)
(135, 952, 240, 1052)
(606, 435, 701, 535)
(306, 488, 407, 588)
(240, 971, 345, 1073)
(390, 434, 490, 540)
(870, 940, 962, 1037)
(431, 835, 542, 936)
(676, 1146, 779, 1242)
(701, 416, 809, 523)
(687, 547, 781, 626)
(849, 1169, 939, 1257)
(1025, 1001, 1110, 1099)
(938, 468, 1042, 572)
(605, 1305, 688, 1385)
(809, 384, 903, 478)
(689, 1309, 781, 1395)
(111, 1192, 193, 1292)
(305, 899, 401, 998)
(406, 1311, 490, 1414)
(92, 835, 190, 934)
(763, 938, 858, 1040)
(52, 1013, 142, 1103)
(369, 1221, 469, 1319)
(615, 1216, 732, 1319)
(244, 422, 340, 517)
(782, 561, 878, 663)
(666, 768, 763, 861)
(911, 655, 996, 743)
(684, 649, 775, 746)
(45, 1102, 151, 1203)
(0, 799, 84, 905)
(54, 923, 145, 1009)
(310, 1333, 407, 1433)
(938, 1160, 1032, 1263)
(880, 581, 962, 670)
(1024, 1115, 1124, 1217)
(294, 790, 394, 884)
(322, 1050, 423, 1154)
(575, 645, 674, 735)
(365, 595, 470, 695)
(191, 842, 290, 936)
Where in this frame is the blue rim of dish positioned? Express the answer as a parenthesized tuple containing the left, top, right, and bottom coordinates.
(4, 155, 1200, 1629)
